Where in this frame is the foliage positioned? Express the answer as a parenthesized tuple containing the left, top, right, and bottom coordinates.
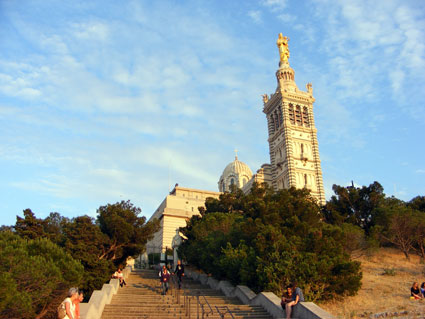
(14, 209, 47, 240)
(62, 216, 115, 295)
(97, 200, 160, 265)
(382, 268, 396, 276)
(179, 184, 362, 301)
(0, 231, 83, 319)
(408, 196, 425, 212)
(10, 200, 160, 300)
(323, 182, 385, 234)
(373, 198, 425, 260)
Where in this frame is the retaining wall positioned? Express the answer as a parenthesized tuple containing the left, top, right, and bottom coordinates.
(80, 265, 132, 319)
(185, 268, 334, 319)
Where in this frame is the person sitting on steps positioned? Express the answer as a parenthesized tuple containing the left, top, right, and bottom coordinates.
(284, 282, 304, 319)
(159, 265, 170, 295)
(112, 268, 126, 287)
(281, 285, 293, 311)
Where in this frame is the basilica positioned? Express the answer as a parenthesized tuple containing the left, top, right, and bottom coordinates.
(146, 34, 325, 254)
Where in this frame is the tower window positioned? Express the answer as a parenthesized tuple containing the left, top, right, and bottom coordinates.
(303, 106, 310, 127)
(295, 105, 302, 125)
(230, 178, 234, 185)
(288, 104, 295, 125)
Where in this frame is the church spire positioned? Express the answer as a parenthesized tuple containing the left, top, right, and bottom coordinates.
(275, 33, 295, 89)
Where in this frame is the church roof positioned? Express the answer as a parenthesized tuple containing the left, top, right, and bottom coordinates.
(219, 156, 253, 181)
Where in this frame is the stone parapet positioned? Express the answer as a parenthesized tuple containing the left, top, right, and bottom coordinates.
(185, 267, 334, 319)
(80, 265, 132, 319)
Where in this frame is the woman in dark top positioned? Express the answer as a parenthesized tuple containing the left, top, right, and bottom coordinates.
(283, 283, 304, 319)
(281, 286, 293, 310)
(411, 282, 422, 300)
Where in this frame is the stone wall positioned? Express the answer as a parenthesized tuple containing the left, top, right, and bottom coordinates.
(185, 268, 334, 319)
(80, 266, 132, 319)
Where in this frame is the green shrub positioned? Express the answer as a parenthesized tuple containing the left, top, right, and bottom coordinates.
(0, 231, 83, 319)
(382, 268, 396, 276)
(179, 185, 362, 301)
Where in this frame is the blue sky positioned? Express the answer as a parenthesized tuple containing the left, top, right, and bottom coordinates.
(1, 0, 424, 226)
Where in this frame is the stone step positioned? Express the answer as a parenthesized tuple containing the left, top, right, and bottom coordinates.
(100, 269, 272, 319)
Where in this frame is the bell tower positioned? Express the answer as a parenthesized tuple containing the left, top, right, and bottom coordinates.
(262, 33, 325, 205)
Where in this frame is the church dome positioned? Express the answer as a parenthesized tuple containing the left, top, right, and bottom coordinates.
(218, 155, 253, 192)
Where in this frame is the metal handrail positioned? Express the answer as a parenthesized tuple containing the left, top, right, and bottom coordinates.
(195, 291, 213, 319)
(215, 305, 235, 319)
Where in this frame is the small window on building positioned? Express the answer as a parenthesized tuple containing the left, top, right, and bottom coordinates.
(230, 178, 234, 185)
(304, 174, 308, 186)
(191, 207, 194, 212)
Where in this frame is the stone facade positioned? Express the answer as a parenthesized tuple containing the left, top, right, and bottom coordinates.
(237, 33, 325, 205)
(262, 34, 325, 205)
(145, 186, 220, 253)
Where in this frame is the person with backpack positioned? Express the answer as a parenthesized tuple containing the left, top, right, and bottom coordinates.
(58, 287, 79, 319)
(159, 265, 171, 295)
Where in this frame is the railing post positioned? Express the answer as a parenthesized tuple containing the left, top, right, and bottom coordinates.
(197, 295, 199, 319)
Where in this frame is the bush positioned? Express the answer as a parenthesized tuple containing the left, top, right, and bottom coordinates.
(382, 268, 396, 276)
(179, 185, 362, 301)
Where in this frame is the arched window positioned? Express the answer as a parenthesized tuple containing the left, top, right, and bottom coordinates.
(230, 178, 234, 186)
(302, 106, 310, 127)
(288, 104, 295, 125)
(295, 105, 302, 125)
(304, 174, 308, 186)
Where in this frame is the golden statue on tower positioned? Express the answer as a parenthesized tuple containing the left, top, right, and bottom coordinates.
(276, 33, 290, 64)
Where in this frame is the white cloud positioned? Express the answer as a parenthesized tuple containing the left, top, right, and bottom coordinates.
(248, 10, 262, 24)
(278, 13, 296, 23)
(416, 169, 425, 174)
(262, 0, 288, 11)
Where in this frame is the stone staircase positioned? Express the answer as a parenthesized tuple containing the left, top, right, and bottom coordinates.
(101, 269, 273, 319)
